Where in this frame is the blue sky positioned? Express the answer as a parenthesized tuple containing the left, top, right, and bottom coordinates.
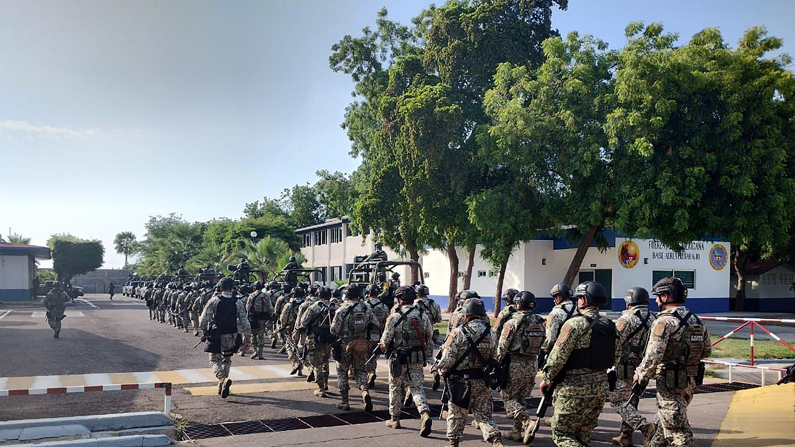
(1, 0, 793, 268)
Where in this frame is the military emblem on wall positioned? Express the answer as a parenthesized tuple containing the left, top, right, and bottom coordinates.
(617, 240, 639, 269)
(709, 244, 728, 270)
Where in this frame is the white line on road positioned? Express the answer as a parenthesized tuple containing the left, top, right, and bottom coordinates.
(77, 299, 99, 309)
(31, 311, 85, 318)
(0, 310, 11, 320)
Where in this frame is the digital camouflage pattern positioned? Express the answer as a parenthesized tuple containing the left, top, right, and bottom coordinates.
(366, 297, 390, 377)
(299, 299, 339, 393)
(280, 296, 306, 370)
(446, 302, 466, 339)
(415, 296, 442, 324)
(542, 308, 621, 447)
(497, 310, 546, 423)
(247, 290, 274, 351)
(199, 295, 252, 382)
(331, 300, 379, 393)
(609, 305, 655, 435)
(542, 300, 577, 352)
(634, 306, 712, 447)
(44, 288, 69, 334)
(438, 317, 501, 444)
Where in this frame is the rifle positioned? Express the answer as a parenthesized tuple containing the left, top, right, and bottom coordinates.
(365, 343, 392, 365)
(429, 349, 443, 391)
(193, 335, 207, 349)
(777, 363, 795, 385)
(439, 378, 449, 420)
(626, 381, 647, 409)
(525, 372, 564, 444)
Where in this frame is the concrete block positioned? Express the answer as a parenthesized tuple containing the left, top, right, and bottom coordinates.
(0, 428, 23, 443)
(0, 412, 172, 433)
(18, 424, 90, 441)
(5, 434, 171, 447)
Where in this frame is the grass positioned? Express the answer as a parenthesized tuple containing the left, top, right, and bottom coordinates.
(709, 336, 795, 360)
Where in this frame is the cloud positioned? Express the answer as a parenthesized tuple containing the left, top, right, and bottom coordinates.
(0, 120, 98, 139)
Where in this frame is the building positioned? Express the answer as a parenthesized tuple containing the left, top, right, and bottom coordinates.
(0, 243, 51, 301)
(73, 269, 135, 294)
(730, 262, 795, 312)
(297, 221, 733, 313)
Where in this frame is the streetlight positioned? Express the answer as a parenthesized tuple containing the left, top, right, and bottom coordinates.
(250, 231, 258, 238)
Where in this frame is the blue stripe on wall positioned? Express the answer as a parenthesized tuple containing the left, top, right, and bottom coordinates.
(729, 297, 794, 312)
(0, 289, 32, 301)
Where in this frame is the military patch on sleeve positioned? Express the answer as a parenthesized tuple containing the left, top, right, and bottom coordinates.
(616, 318, 628, 332)
(653, 320, 666, 337)
(557, 323, 572, 346)
(501, 322, 513, 338)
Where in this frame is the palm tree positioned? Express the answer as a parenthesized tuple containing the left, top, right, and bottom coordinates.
(188, 244, 231, 274)
(164, 223, 204, 272)
(8, 233, 31, 244)
(238, 236, 290, 281)
(113, 231, 139, 268)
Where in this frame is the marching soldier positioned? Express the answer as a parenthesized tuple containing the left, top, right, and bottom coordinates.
(265, 281, 282, 342)
(280, 287, 307, 376)
(494, 289, 519, 336)
(415, 284, 442, 325)
(378, 286, 434, 436)
(366, 283, 390, 388)
(199, 277, 252, 399)
(542, 283, 578, 355)
(155, 283, 167, 323)
(177, 284, 192, 333)
(539, 281, 620, 447)
(298, 286, 339, 397)
(437, 298, 503, 447)
(634, 277, 711, 447)
(44, 282, 69, 338)
(145, 282, 156, 320)
(496, 291, 546, 442)
(272, 284, 293, 349)
(609, 287, 656, 446)
(247, 281, 273, 360)
(296, 284, 321, 381)
(330, 284, 380, 411)
(448, 290, 478, 337)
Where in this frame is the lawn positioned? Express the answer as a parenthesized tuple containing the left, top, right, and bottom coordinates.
(709, 336, 795, 360)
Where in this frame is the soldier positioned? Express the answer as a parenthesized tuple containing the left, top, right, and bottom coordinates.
(44, 282, 69, 338)
(145, 282, 156, 320)
(542, 283, 578, 355)
(634, 277, 711, 447)
(448, 290, 478, 337)
(365, 283, 390, 388)
(188, 283, 202, 336)
(296, 284, 321, 381)
(609, 287, 656, 446)
(299, 286, 339, 397)
(193, 281, 215, 328)
(247, 281, 273, 360)
(280, 287, 307, 375)
(199, 277, 252, 399)
(109, 282, 115, 300)
(330, 283, 380, 411)
(378, 286, 434, 436)
(378, 272, 400, 308)
(155, 283, 167, 323)
(437, 298, 502, 447)
(494, 288, 520, 336)
(415, 284, 442, 325)
(177, 284, 192, 333)
(265, 281, 282, 343)
(272, 284, 293, 349)
(539, 281, 620, 447)
(496, 291, 546, 442)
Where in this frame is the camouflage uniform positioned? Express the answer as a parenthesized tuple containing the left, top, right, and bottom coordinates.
(44, 288, 69, 337)
(494, 303, 517, 336)
(176, 290, 191, 332)
(366, 296, 391, 383)
(542, 300, 578, 352)
(330, 299, 380, 408)
(188, 290, 201, 335)
(446, 301, 466, 338)
(155, 287, 167, 322)
(280, 295, 307, 373)
(634, 306, 711, 447)
(272, 292, 291, 346)
(609, 305, 655, 438)
(299, 298, 339, 395)
(246, 289, 274, 357)
(542, 308, 621, 447)
(199, 294, 252, 383)
(415, 295, 442, 325)
(438, 317, 501, 445)
(296, 295, 319, 369)
(497, 310, 546, 438)
(144, 286, 156, 320)
(380, 304, 434, 418)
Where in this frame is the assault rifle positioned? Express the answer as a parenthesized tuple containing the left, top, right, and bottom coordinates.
(429, 349, 443, 390)
(439, 378, 449, 420)
(525, 372, 564, 444)
(626, 381, 647, 409)
(365, 343, 393, 366)
(193, 335, 207, 349)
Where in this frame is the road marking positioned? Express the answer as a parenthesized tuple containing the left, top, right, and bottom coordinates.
(31, 311, 85, 318)
(0, 310, 11, 320)
(76, 299, 99, 308)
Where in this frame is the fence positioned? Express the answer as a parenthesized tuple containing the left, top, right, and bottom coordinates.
(703, 316, 795, 366)
(0, 382, 172, 414)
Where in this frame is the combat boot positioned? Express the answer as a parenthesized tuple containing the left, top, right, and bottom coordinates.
(336, 391, 350, 410)
(368, 373, 376, 389)
(296, 366, 304, 377)
(448, 438, 459, 447)
(270, 338, 277, 349)
(362, 390, 373, 412)
(221, 378, 232, 399)
(419, 411, 432, 437)
(53, 330, 59, 339)
(491, 440, 504, 447)
(503, 419, 523, 442)
(290, 364, 300, 375)
(306, 369, 315, 383)
(385, 416, 401, 429)
(250, 350, 259, 359)
(612, 432, 634, 446)
(314, 384, 327, 397)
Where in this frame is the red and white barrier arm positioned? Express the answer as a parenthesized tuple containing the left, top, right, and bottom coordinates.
(701, 316, 795, 324)
(0, 382, 172, 414)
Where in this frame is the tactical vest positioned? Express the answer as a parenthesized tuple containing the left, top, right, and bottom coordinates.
(662, 310, 706, 377)
(496, 305, 517, 337)
(396, 307, 425, 350)
(347, 302, 369, 338)
(460, 321, 492, 370)
(508, 312, 545, 356)
(564, 315, 617, 372)
(214, 298, 238, 335)
(368, 299, 389, 328)
(250, 292, 270, 319)
(311, 301, 337, 343)
(284, 298, 304, 327)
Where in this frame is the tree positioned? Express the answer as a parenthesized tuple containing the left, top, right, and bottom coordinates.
(284, 184, 323, 228)
(315, 170, 357, 219)
(238, 236, 290, 281)
(606, 24, 795, 310)
(113, 231, 139, 268)
(51, 237, 104, 284)
(242, 198, 291, 221)
(7, 233, 31, 245)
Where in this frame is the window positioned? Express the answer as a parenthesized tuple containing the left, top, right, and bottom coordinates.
(780, 273, 794, 287)
(314, 230, 327, 246)
(457, 272, 464, 277)
(330, 227, 343, 244)
(488, 270, 496, 277)
(424, 272, 430, 279)
(314, 267, 327, 284)
(345, 263, 354, 275)
(329, 266, 342, 281)
(762, 273, 775, 286)
(477, 270, 486, 278)
(652, 270, 695, 289)
(302, 233, 312, 247)
(346, 225, 359, 237)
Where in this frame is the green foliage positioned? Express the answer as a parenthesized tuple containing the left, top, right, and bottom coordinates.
(315, 170, 357, 219)
(7, 233, 31, 245)
(51, 238, 104, 283)
(113, 231, 139, 267)
(285, 184, 323, 228)
(237, 236, 290, 281)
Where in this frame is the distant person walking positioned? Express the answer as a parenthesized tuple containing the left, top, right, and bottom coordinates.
(44, 282, 69, 338)
(109, 282, 115, 300)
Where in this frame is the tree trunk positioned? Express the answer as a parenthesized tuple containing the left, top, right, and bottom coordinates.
(407, 239, 420, 284)
(447, 242, 460, 312)
(124, 253, 128, 268)
(494, 258, 508, 315)
(734, 251, 749, 311)
(462, 246, 476, 290)
(562, 225, 599, 286)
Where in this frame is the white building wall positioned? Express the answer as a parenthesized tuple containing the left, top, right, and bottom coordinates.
(0, 254, 30, 290)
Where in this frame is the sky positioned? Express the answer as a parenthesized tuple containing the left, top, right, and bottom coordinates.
(1, 0, 793, 269)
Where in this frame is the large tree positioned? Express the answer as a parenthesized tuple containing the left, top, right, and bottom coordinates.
(50, 236, 104, 284)
(113, 231, 139, 268)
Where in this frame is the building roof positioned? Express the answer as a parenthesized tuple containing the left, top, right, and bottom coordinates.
(734, 261, 795, 275)
(0, 243, 51, 259)
(295, 216, 350, 232)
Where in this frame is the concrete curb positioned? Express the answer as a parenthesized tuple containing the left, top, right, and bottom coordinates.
(0, 413, 172, 433)
(5, 434, 172, 447)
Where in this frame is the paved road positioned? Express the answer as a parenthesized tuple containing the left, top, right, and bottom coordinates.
(0, 293, 777, 447)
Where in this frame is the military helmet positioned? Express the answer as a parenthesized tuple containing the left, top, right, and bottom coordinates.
(395, 285, 416, 303)
(309, 283, 319, 295)
(183, 284, 191, 291)
(289, 256, 296, 263)
(652, 277, 687, 302)
(514, 291, 537, 310)
(268, 281, 280, 290)
(574, 281, 608, 307)
(202, 281, 212, 288)
(254, 281, 265, 290)
(345, 284, 363, 299)
(239, 284, 252, 295)
(377, 272, 386, 282)
(416, 284, 429, 296)
(624, 287, 650, 305)
(391, 272, 400, 280)
(366, 283, 382, 296)
(503, 288, 519, 303)
(218, 277, 234, 291)
(53, 281, 62, 289)
(550, 283, 573, 300)
(292, 287, 306, 298)
(283, 284, 294, 294)
(461, 298, 487, 316)
(458, 290, 480, 301)
(319, 286, 331, 299)
(332, 287, 342, 299)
